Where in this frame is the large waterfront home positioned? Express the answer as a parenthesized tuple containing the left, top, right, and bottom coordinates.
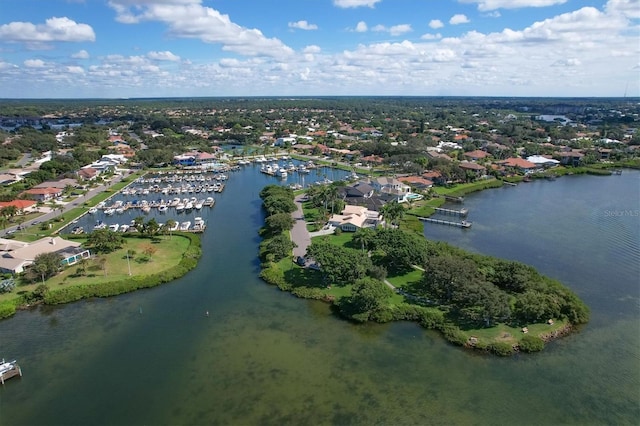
(0, 236, 90, 274)
(328, 205, 382, 232)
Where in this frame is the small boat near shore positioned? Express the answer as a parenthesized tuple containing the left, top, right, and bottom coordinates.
(0, 359, 22, 385)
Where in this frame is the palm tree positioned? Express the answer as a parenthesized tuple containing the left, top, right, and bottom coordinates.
(353, 228, 375, 254)
(165, 219, 177, 239)
(381, 201, 405, 228)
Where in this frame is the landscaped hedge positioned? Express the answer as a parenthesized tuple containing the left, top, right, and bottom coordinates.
(43, 233, 201, 305)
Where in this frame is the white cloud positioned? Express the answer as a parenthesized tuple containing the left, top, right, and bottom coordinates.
(429, 19, 444, 29)
(421, 33, 442, 40)
(0, 17, 95, 45)
(483, 11, 502, 18)
(71, 49, 90, 59)
(24, 59, 46, 68)
(355, 21, 368, 32)
(606, 0, 640, 19)
(66, 66, 85, 74)
(147, 50, 180, 61)
(551, 58, 581, 67)
(288, 20, 318, 31)
(303, 45, 321, 53)
(459, 0, 567, 11)
(108, 0, 293, 58)
(450, 14, 470, 25)
(333, 0, 382, 8)
(371, 24, 412, 36)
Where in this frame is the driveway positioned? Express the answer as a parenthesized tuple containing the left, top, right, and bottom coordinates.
(290, 194, 311, 258)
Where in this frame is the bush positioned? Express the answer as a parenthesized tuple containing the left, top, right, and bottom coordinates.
(488, 341, 515, 356)
(519, 334, 545, 353)
(440, 324, 468, 346)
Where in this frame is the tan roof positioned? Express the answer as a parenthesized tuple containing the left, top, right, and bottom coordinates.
(9, 237, 81, 262)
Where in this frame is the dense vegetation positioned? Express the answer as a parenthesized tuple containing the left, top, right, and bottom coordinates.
(258, 186, 589, 356)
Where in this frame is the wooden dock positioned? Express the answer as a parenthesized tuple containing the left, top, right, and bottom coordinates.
(443, 195, 464, 203)
(0, 360, 22, 385)
(434, 207, 468, 217)
(419, 217, 472, 228)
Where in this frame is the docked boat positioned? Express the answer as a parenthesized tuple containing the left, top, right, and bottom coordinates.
(88, 207, 98, 214)
(158, 205, 168, 213)
(0, 359, 22, 385)
(179, 221, 191, 231)
(119, 224, 130, 233)
(108, 223, 119, 232)
(193, 217, 206, 231)
(278, 169, 288, 179)
(104, 208, 115, 216)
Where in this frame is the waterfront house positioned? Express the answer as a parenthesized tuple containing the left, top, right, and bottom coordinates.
(328, 205, 382, 232)
(459, 161, 487, 177)
(498, 158, 538, 172)
(398, 176, 433, 190)
(370, 176, 413, 202)
(558, 150, 584, 166)
(20, 187, 62, 202)
(0, 236, 90, 274)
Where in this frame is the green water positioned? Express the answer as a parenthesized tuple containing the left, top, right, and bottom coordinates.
(0, 167, 638, 425)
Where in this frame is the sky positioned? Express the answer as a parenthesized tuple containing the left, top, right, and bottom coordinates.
(0, 0, 638, 99)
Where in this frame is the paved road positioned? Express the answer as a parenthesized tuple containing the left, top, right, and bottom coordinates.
(290, 194, 310, 258)
(0, 173, 127, 239)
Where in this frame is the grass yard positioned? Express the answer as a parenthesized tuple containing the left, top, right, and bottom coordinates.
(4, 235, 191, 301)
(386, 268, 423, 289)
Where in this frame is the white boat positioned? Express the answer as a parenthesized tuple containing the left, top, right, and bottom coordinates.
(185, 201, 193, 211)
(169, 221, 179, 231)
(297, 165, 309, 173)
(108, 223, 119, 232)
(116, 207, 125, 214)
(88, 207, 98, 214)
(278, 169, 288, 178)
(119, 224, 130, 233)
(204, 197, 215, 206)
(179, 221, 191, 231)
(193, 217, 206, 231)
(158, 205, 168, 213)
(94, 221, 106, 230)
(195, 200, 204, 210)
(104, 208, 115, 216)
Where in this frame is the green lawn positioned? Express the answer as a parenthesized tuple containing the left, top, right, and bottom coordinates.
(434, 178, 503, 197)
(386, 268, 423, 289)
(2, 235, 190, 302)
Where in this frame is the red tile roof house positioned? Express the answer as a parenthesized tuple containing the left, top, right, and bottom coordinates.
(20, 187, 62, 202)
(399, 176, 434, 190)
(458, 161, 487, 177)
(0, 199, 37, 213)
(463, 150, 490, 161)
(77, 167, 98, 181)
(498, 158, 538, 172)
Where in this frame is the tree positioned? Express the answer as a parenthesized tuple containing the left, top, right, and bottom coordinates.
(306, 238, 371, 285)
(338, 277, 393, 322)
(264, 212, 295, 235)
(352, 228, 376, 253)
(260, 234, 295, 262)
(0, 205, 18, 223)
(142, 244, 157, 260)
(86, 229, 125, 254)
(380, 200, 405, 228)
(143, 218, 161, 238)
(165, 219, 177, 239)
(29, 252, 64, 284)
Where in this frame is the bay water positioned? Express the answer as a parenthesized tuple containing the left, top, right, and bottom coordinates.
(0, 166, 638, 425)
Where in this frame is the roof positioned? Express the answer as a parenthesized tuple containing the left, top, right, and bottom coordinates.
(0, 200, 36, 210)
(464, 150, 489, 159)
(22, 187, 61, 195)
(8, 236, 82, 262)
(459, 161, 487, 171)
(399, 176, 434, 187)
(500, 158, 538, 169)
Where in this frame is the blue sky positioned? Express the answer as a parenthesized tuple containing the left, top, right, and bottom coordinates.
(0, 0, 638, 98)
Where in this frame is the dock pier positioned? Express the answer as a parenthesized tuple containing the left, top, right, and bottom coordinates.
(0, 360, 22, 385)
(434, 207, 468, 217)
(443, 195, 464, 203)
(419, 217, 472, 228)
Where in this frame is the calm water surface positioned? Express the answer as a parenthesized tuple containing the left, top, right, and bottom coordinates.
(0, 167, 638, 425)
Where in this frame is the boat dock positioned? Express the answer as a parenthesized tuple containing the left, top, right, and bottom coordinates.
(419, 217, 472, 228)
(443, 195, 464, 203)
(434, 207, 468, 217)
(0, 360, 22, 385)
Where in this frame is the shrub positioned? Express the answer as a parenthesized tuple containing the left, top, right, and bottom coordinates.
(519, 334, 545, 353)
(488, 342, 515, 357)
(440, 324, 468, 346)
